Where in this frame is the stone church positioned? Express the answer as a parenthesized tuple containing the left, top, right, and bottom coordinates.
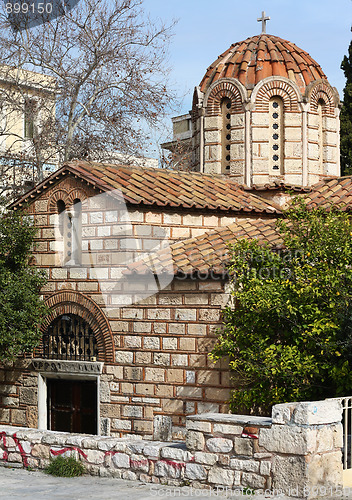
(0, 25, 345, 441)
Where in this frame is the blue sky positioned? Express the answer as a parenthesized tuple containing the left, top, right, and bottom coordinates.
(145, 0, 352, 154)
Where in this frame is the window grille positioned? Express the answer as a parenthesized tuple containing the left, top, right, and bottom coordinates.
(42, 314, 98, 361)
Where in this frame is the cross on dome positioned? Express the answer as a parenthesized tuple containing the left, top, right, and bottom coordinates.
(257, 11, 270, 34)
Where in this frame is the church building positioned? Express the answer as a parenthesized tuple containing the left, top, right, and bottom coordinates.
(0, 19, 345, 440)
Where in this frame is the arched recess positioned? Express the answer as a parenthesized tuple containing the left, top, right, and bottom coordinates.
(308, 81, 336, 117)
(40, 290, 114, 363)
(204, 79, 245, 115)
(48, 187, 88, 213)
(252, 77, 301, 112)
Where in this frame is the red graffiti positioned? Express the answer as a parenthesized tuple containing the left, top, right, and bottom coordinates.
(13, 434, 29, 467)
(130, 458, 149, 468)
(0, 433, 191, 472)
(160, 458, 186, 470)
(50, 446, 88, 460)
(241, 431, 258, 439)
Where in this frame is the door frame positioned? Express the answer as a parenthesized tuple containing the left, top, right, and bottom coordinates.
(38, 372, 101, 435)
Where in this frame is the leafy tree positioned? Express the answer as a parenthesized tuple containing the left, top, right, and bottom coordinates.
(0, 206, 47, 361)
(211, 198, 352, 415)
(341, 38, 352, 175)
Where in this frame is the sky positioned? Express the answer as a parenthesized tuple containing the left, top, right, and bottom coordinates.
(144, 0, 352, 155)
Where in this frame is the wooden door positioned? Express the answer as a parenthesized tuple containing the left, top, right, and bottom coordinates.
(47, 379, 97, 435)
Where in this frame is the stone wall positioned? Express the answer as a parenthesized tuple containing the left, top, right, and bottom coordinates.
(0, 399, 343, 499)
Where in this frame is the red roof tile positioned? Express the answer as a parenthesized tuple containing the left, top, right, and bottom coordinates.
(200, 34, 326, 92)
(12, 161, 281, 215)
(305, 177, 352, 211)
(125, 219, 282, 276)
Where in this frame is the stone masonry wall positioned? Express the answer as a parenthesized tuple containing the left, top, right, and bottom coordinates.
(0, 399, 343, 499)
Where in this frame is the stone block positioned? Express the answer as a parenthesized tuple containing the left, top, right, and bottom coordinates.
(112, 419, 132, 431)
(234, 437, 253, 456)
(154, 416, 172, 442)
(154, 460, 182, 479)
(260, 460, 272, 476)
(230, 458, 259, 473)
(123, 406, 143, 418)
(307, 451, 342, 490)
(86, 449, 105, 464)
(130, 454, 149, 472)
(208, 467, 234, 486)
(186, 431, 205, 451)
(11, 409, 27, 426)
(206, 437, 233, 453)
(161, 445, 191, 462)
(112, 453, 130, 468)
(259, 425, 316, 455)
(193, 452, 217, 466)
(185, 463, 207, 480)
(213, 423, 242, 436)
(242, 472, 266, 489)
(292, 400, 342, 426)
(272, 456, 306, 497)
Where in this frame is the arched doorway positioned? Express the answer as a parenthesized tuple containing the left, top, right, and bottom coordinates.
(43, 314, 99, 434)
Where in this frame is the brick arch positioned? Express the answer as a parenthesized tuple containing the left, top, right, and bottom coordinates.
(253, 78, 300, 112)
(308, 82, 336, 117)
(205, 80, 244, 115)
(41, 291, 114, 363)
(48, 188, 89, 213)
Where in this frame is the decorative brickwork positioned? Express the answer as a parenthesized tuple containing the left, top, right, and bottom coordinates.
(40, 291, 114, 363)
(253, 78, 300, 112)
(308, 81, 337, 117)
(205, 80, 245, 116)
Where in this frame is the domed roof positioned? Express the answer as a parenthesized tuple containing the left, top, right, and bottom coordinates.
(199, 34, 327, 94)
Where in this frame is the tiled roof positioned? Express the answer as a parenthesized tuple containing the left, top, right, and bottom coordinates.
(200, 34, 327, 93)
(305, 176, 352, 210)
(12, 160, 281, 215)
(125, 219, 282, 276)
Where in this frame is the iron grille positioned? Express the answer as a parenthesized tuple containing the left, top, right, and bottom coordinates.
(42, 314, 98, 361)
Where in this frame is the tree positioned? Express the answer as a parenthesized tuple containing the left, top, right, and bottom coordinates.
(211, 199, 352, 415)
(0, 206, 47, 361)
(0, 0, 176, 184)
(341, 38, 352, 176)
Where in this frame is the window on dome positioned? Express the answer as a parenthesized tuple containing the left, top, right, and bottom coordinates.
(317, 98, 326, 174)
(269, 97, 284, 173)
(221, 97, 232, 172)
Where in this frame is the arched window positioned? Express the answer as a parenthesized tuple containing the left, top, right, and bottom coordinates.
(317, 98, 326, 174)
(221, 97, 232, 172)
(42, 314, 98, 361)
(71, 199, 82, 265)
(269, 96, 284, 174)
(57, 198, 82, 266)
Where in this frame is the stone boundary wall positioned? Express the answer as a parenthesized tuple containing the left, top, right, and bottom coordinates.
(0, 400, 343, 499)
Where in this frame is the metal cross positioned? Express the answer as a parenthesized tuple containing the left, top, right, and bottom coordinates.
(257, 11, 270, 34)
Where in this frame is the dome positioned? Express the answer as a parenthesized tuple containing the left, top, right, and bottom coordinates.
(199, 34, 327, 94)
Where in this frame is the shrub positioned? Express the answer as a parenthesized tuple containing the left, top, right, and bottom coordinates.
(45, 455, 85, 477)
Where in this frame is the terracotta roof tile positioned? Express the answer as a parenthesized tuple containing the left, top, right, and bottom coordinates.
(200, 34, 326, 92)
(125, 219, 282, 276)
(11, 161, 282, 214)
(305, 177, 352, 210)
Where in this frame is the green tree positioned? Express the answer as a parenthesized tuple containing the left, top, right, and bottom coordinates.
(211, 199, 352, 415)
(341, 38, 352, 175)
(0, 207, 47, 361)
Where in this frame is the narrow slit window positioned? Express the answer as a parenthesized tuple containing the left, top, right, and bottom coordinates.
(221, 97, 231, 172)
(269, 97, 284, 174)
